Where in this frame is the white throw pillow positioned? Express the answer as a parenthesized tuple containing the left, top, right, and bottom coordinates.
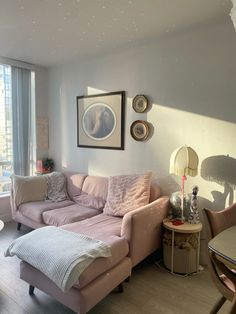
(11, 174, 47, 207)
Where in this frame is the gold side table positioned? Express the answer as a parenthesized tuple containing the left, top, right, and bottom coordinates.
(163, 218, 202, 274)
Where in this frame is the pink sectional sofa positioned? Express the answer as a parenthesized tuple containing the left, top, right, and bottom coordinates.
(10, 172, 170, 313)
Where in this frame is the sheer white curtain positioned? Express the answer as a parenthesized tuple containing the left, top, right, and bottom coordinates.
(12, 67, 35, 176)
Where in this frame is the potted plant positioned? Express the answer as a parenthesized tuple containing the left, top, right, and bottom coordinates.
(43, 158, 54, 172)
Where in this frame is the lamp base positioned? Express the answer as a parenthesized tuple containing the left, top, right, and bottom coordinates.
(170, 191, 190, 221)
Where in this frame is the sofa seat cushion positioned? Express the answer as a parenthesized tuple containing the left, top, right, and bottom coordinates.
(19, 200, 74, 223)
(62, 213, 122, 240)
(42, 204, 100, 227)
(72, 235, 129, 289)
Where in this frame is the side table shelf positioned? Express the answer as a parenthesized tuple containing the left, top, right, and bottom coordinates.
(163, 219, 202, 275)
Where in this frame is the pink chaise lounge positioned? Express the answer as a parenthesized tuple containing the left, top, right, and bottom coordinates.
(10, 172, 170, 313)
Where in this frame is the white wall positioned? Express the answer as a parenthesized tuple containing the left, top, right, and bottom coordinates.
(48, 19, 236, 262)
(48, 19, 236, 206)
(0, 17, 233, 259)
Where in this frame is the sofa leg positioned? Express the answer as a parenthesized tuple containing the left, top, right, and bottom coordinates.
(17, 223, 22, 231)
(125, 276, 130, 283)
(118, 283, 123, 293)
(29, 285, 35, 295)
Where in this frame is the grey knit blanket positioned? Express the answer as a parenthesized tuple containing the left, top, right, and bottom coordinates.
(45, 172, 68, 202)
(5, 226, 111, 292)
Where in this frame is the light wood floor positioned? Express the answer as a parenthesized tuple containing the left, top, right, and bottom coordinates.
(0, 222, 232, 314)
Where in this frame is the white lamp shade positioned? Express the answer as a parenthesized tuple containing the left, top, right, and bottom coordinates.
(170, 146, 199, 177)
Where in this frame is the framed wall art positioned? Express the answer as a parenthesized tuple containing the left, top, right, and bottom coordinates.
(130, 120, 150, 141)
(132, 95, 148, 113)
(37, 117, 49, 150)
(77, 91, 125, 150)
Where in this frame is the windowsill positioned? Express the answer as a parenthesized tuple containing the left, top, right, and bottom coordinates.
(0, 193, 10, 199)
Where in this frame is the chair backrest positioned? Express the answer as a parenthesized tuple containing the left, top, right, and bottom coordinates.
(203, 206, 236, 302)
(204, 203, 236, 238)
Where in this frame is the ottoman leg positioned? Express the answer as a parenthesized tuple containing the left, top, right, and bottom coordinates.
(29, 285, 35, 295)
(125, 276, 130, 283)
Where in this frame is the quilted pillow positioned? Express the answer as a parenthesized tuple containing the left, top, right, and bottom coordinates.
(103, 172, 152, 217)
(73, 194, 105, 211)
(45, 172, 68, 202)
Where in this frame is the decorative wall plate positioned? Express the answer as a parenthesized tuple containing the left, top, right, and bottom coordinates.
(130, 120, 150, 141)
(132, 95, 148, 113)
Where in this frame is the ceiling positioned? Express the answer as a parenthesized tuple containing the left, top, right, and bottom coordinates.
(0, 0, 233, 67)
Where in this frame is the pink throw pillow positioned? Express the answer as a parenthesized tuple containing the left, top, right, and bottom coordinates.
(73, 194, 105, 210)
(103, 172, 152, 217)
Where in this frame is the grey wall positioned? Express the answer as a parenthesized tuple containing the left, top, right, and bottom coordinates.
(47, 18, 236, 263)
(48, 18, 236, 208)
(47, 19, 236, 262)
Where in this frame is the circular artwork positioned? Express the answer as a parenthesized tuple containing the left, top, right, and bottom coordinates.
(132, 95, 148, 113)
(82, 103, 116, 141)
(130, 120, 150, 141)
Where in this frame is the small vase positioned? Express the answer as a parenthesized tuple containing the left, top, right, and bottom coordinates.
(188, 186, 200, 224)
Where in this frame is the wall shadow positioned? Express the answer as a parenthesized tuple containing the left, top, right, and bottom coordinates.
(201, 155, 236, 208)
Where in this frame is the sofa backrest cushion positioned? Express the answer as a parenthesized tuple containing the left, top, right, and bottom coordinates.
(63, 172, 87, 200)
(11, 174, 47, 207)
(149, 184, 161, 202)
(103, 172, 152, 217)
(73, 194, 106, 210)
(82, 176, 108, 201)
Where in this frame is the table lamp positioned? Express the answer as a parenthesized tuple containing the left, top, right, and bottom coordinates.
(169, 145, 199, 221)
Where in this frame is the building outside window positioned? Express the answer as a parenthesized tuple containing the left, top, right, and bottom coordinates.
(0, 64, 12, 194)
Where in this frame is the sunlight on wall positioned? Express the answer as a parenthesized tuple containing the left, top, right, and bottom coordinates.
(60, 85, 236, 214)
(87, 86, 236, 211)
(56, 83, 236, 263)
(87, 87, 106, 95)
(149, 103, 236, 210)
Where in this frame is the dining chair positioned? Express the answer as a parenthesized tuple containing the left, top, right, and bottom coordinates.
(204, 203, 236, 314)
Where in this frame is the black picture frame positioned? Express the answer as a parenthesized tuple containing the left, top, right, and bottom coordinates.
(77, 91, 125, 150)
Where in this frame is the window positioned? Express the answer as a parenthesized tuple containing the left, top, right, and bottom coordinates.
(0, 64, 12, 194)
(0, 63, 36, 195)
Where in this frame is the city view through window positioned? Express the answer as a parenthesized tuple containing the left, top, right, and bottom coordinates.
(0, 64, 13, 194)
